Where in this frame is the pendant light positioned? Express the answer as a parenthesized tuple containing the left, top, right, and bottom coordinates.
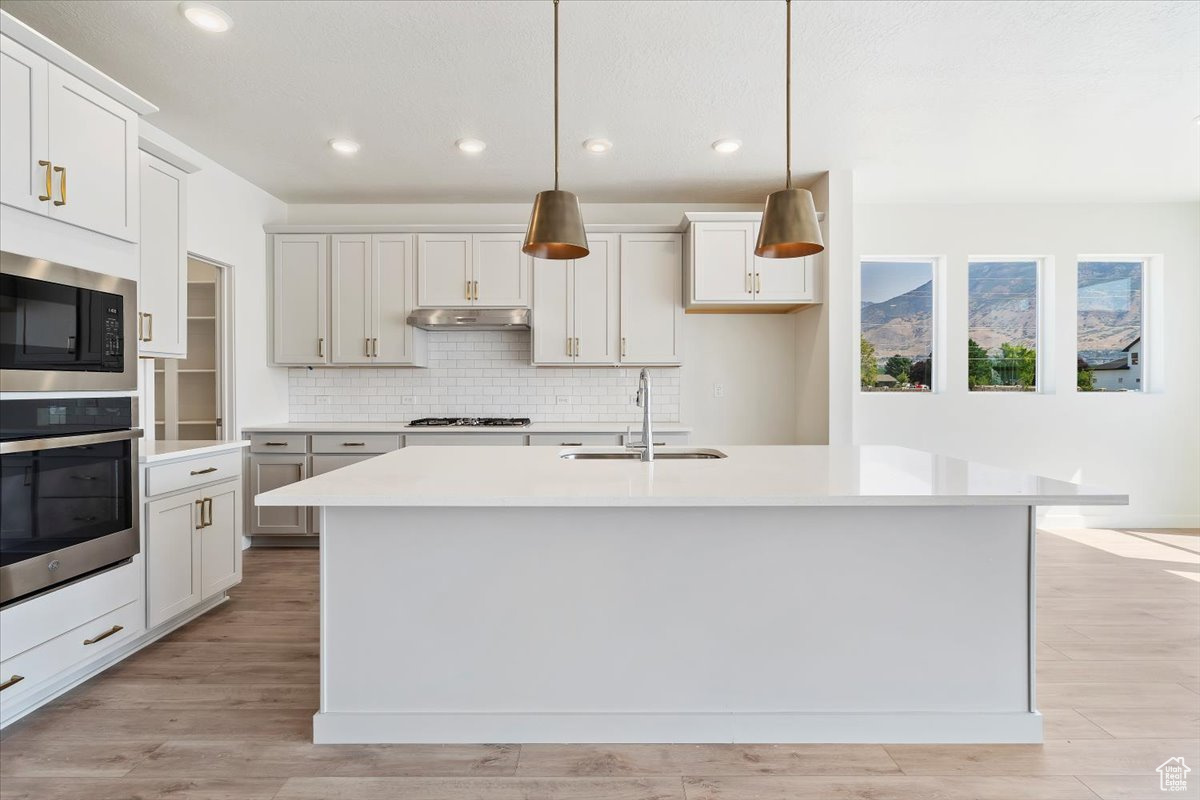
(522, 0, 589, 260)
(755, 0, 824, 259)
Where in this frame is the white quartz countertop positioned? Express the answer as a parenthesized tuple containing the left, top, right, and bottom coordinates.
(140, 439, 250, 464)
(241, 422, 692, 434)
(254, 444, 1127, 508)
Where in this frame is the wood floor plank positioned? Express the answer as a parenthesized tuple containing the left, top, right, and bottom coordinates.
(1041, 709, 1114, 740)
(1077, 773, 1200, 800)
(0, 777, 286, 800)
(273, 776, 686, 800)
(51, 682, 319, 710)
(1, 708, 315, 743)
(1037, 682, 1200, 709)
(0, 739, 162, 777)
(1075, 708, 1200, 739)
(680, 775, 1100, 799)
(127, 741, 519, 778)
(883, 739, 1200, 776)
(1036, 660, 1200, 684)
(513, 744, 901, 776)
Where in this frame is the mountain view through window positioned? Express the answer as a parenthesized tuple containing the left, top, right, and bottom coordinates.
(860, 260, 934, 392)
(968, 261, 1038, 391)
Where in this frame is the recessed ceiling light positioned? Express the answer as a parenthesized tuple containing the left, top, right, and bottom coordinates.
(328, 138, 360, 155)
(456, 138, 487, 154)
(179, 1, 233, 33)
(582, 138, 612, 154)
(711, 138, 742, 154)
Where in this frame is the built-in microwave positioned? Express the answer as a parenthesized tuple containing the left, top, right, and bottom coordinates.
(0, 251, 137, 392)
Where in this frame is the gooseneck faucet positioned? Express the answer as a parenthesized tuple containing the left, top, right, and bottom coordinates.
(627, 368, 654, 462)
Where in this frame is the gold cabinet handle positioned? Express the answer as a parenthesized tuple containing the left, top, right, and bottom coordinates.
(365, 337, 371, 357)
(38, 160, 52, 201)
(466, 280, 472, 300)
(83, 625, 123, 646)
(574, 337, 580, 356)
(190, 466, 218, 476)
(755, 273, 761, 293)
(52, 165, 66, 206)
(342, 442, 366, 447)
(472, 280, 479, 301)
(561, 442, 583, 446)
(621, 337, 627, 358)
(318, 337, 324, 358)
(195, 498, 205, 529)
(204, 497, 213, 528)
(0, 674, 25, 692)
(263, 441, 288, 446)
(372, 338, 378, 357)
(145, 312, 153, 341)
(566, 337, 572, 357)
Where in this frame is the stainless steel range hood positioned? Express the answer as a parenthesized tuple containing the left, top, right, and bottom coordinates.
(406, 307, 530, 331)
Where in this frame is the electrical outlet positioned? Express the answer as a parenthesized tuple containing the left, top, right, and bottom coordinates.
(401, 396, 417, 405)
(315, 396, 332, 406)
(713, 383, 725, 398)
(556, 395, 571, 405)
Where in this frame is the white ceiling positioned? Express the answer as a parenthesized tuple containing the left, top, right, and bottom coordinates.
(6, 0, 1197, 205)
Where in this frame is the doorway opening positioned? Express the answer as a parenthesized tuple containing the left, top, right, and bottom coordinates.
(154, 257, 232, 441)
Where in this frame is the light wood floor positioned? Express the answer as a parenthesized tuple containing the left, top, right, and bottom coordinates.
(1, 528, 1197, 800)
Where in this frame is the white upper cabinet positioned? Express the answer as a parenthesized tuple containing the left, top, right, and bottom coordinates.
(0, 28, 147, 243)
(417, 233, 472, 306)
(620, 233, 682, 365)
(571, 235, 619, 364)
(0, 35, 48, 216)
(273, 234, 328, 365)
(330, 234, 373, 364)
(472, 233, 528, 306)
(417, 233, 529, 307)
(531, 234, 618, 366)
(138, 152, 187, 358)
(685, 214, 819, 309)
(373, 234, 423, 364)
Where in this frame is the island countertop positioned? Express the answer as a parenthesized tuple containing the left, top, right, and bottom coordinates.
(254, 444, 1126, 508)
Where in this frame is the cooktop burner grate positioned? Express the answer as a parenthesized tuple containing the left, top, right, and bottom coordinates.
(406, 417, 532, 428)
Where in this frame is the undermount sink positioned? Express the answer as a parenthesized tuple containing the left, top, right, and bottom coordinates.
(559, 447, 727, 460)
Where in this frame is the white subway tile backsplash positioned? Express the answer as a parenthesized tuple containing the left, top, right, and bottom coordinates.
(289, 330, 680, 423)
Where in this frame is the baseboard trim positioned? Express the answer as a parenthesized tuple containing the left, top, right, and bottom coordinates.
(0, 594, 229, 728)
(312, 710, 1044, 745)
(1039, 512, 1200, 529)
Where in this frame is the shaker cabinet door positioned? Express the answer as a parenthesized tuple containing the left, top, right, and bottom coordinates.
(0, 34, 48, 215)
(620, 233, 682, 364)
(691, 222, 755, 303)
(273, 235, 328, 364)
(138, 152, 187, 358)
(145, 491, 202, 628)
(417, 234, 472, 306)
(472, 233, 528, 307)
(372, 234, 416, 364)
(199, 481, 241, 599)
(531, 256, 573, 364)
(571, 234, 619, 365)
(329, 234, 373, 364)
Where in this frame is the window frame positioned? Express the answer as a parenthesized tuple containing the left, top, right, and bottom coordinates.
(857, 255, 944, 395)
(965, 256, 1050, 395)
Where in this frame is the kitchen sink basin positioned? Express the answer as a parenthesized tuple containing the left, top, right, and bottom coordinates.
(559, 447, 727, 460)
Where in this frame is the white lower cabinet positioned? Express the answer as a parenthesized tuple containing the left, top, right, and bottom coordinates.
(145, 477, 241, 629)
(248, 453, 310, 535)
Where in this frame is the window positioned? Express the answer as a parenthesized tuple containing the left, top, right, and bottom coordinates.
(967, 260, 1039, 391)
(860, 259, 935, 392)
(1077, 260, 1143, 392)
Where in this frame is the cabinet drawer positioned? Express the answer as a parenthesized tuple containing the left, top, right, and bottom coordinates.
(249, 434, 308, 454)
(0, 600, 141, 713)
(527, 433, 623, 446)
(406, 433, 525, 446)
(145, 450, 242, 498)
(0, 560, 140, 662)
(310, 434, 399, 454)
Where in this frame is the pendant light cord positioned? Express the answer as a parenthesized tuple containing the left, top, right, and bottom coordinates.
(554, 0, 560, 191)
(785, 0, 792, 190)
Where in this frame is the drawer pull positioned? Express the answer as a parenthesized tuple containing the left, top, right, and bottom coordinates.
(262, 442, 288, 446)
(83, 625, 123, 646)
(561, 442, 583, 446)
(190, 466, 218, 475)
(342, 442, 366, 447)
(0, 674, 24, 692)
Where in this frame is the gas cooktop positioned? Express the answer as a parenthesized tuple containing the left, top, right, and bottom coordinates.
(406, 417, 532, 428)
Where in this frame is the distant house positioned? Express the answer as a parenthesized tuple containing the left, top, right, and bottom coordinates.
(1090, 337, 1141, 391)
(874, 374, 898, 388)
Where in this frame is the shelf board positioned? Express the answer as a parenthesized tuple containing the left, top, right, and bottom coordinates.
(179, 420, 218, 425)
(177, 368, 216, 373)
(187, 280, 217, 286)
(188, 315, 216, 321)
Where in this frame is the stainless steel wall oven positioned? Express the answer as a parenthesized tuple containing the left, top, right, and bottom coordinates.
(0, 397, 141, 606)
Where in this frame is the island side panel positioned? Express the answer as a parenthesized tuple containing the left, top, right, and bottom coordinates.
(316, 504, 1039, 744)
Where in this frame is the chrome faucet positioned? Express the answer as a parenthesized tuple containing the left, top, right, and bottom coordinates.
(626, 368, 654, 462)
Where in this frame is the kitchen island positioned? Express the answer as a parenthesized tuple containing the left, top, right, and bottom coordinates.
(255, 444, 1125, 745)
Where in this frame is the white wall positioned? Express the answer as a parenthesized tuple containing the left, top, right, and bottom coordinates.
(852, 202, 1200, 527)
(139, 124, 289, 430)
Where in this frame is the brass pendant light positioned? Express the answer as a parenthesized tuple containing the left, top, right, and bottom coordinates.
(522, 0, 589, 260)
(755, 0, 824, 259)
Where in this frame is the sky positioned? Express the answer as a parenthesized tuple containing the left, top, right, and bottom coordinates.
(861, 260, 933, 304)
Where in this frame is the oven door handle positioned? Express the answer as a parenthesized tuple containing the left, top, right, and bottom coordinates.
(0, 428, 144, 455)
